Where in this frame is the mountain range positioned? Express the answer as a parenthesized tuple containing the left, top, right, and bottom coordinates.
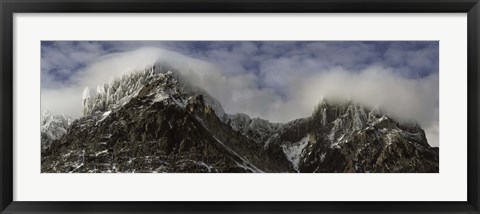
(41, 63, 439, 173)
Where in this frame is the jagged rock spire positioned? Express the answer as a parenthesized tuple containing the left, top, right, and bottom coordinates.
(81, 65, 157, 116)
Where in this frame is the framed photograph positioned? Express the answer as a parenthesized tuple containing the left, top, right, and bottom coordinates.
(1, 0, 479, 213)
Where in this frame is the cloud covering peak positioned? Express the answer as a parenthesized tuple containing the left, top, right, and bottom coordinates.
(41, 41, 439, 146)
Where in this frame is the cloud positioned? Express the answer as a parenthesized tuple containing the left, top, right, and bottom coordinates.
(41, 42, 439, 147)
(297, 66, 438, 125)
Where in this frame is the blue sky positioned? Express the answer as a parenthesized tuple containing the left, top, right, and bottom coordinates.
(41, 41, 439, 146)
(41, 41, 438, 88)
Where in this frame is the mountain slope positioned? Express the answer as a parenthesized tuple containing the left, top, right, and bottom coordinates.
(42, 65, 290, 173)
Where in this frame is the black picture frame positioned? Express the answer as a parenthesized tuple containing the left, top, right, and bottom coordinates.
(1, 0, 479, 213)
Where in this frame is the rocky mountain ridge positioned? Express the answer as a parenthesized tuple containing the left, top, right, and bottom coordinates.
(41, 64, 439, 173)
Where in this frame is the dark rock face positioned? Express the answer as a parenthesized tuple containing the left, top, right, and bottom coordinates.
(41, 68, 439, 173)
(42, 97, 264, 173)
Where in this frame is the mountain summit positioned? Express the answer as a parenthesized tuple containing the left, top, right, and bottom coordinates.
(41, 64, 439, 173)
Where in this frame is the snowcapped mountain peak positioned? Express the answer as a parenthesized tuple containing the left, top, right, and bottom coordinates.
(41, 111, 73, 148)
(313, 99, 383, 127)
(81, 64, 226, 119)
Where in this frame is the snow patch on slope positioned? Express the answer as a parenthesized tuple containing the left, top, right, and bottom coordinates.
(281, 134, 310, 171)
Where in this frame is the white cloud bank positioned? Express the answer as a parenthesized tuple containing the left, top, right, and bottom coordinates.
(41, 47, 439, 147)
